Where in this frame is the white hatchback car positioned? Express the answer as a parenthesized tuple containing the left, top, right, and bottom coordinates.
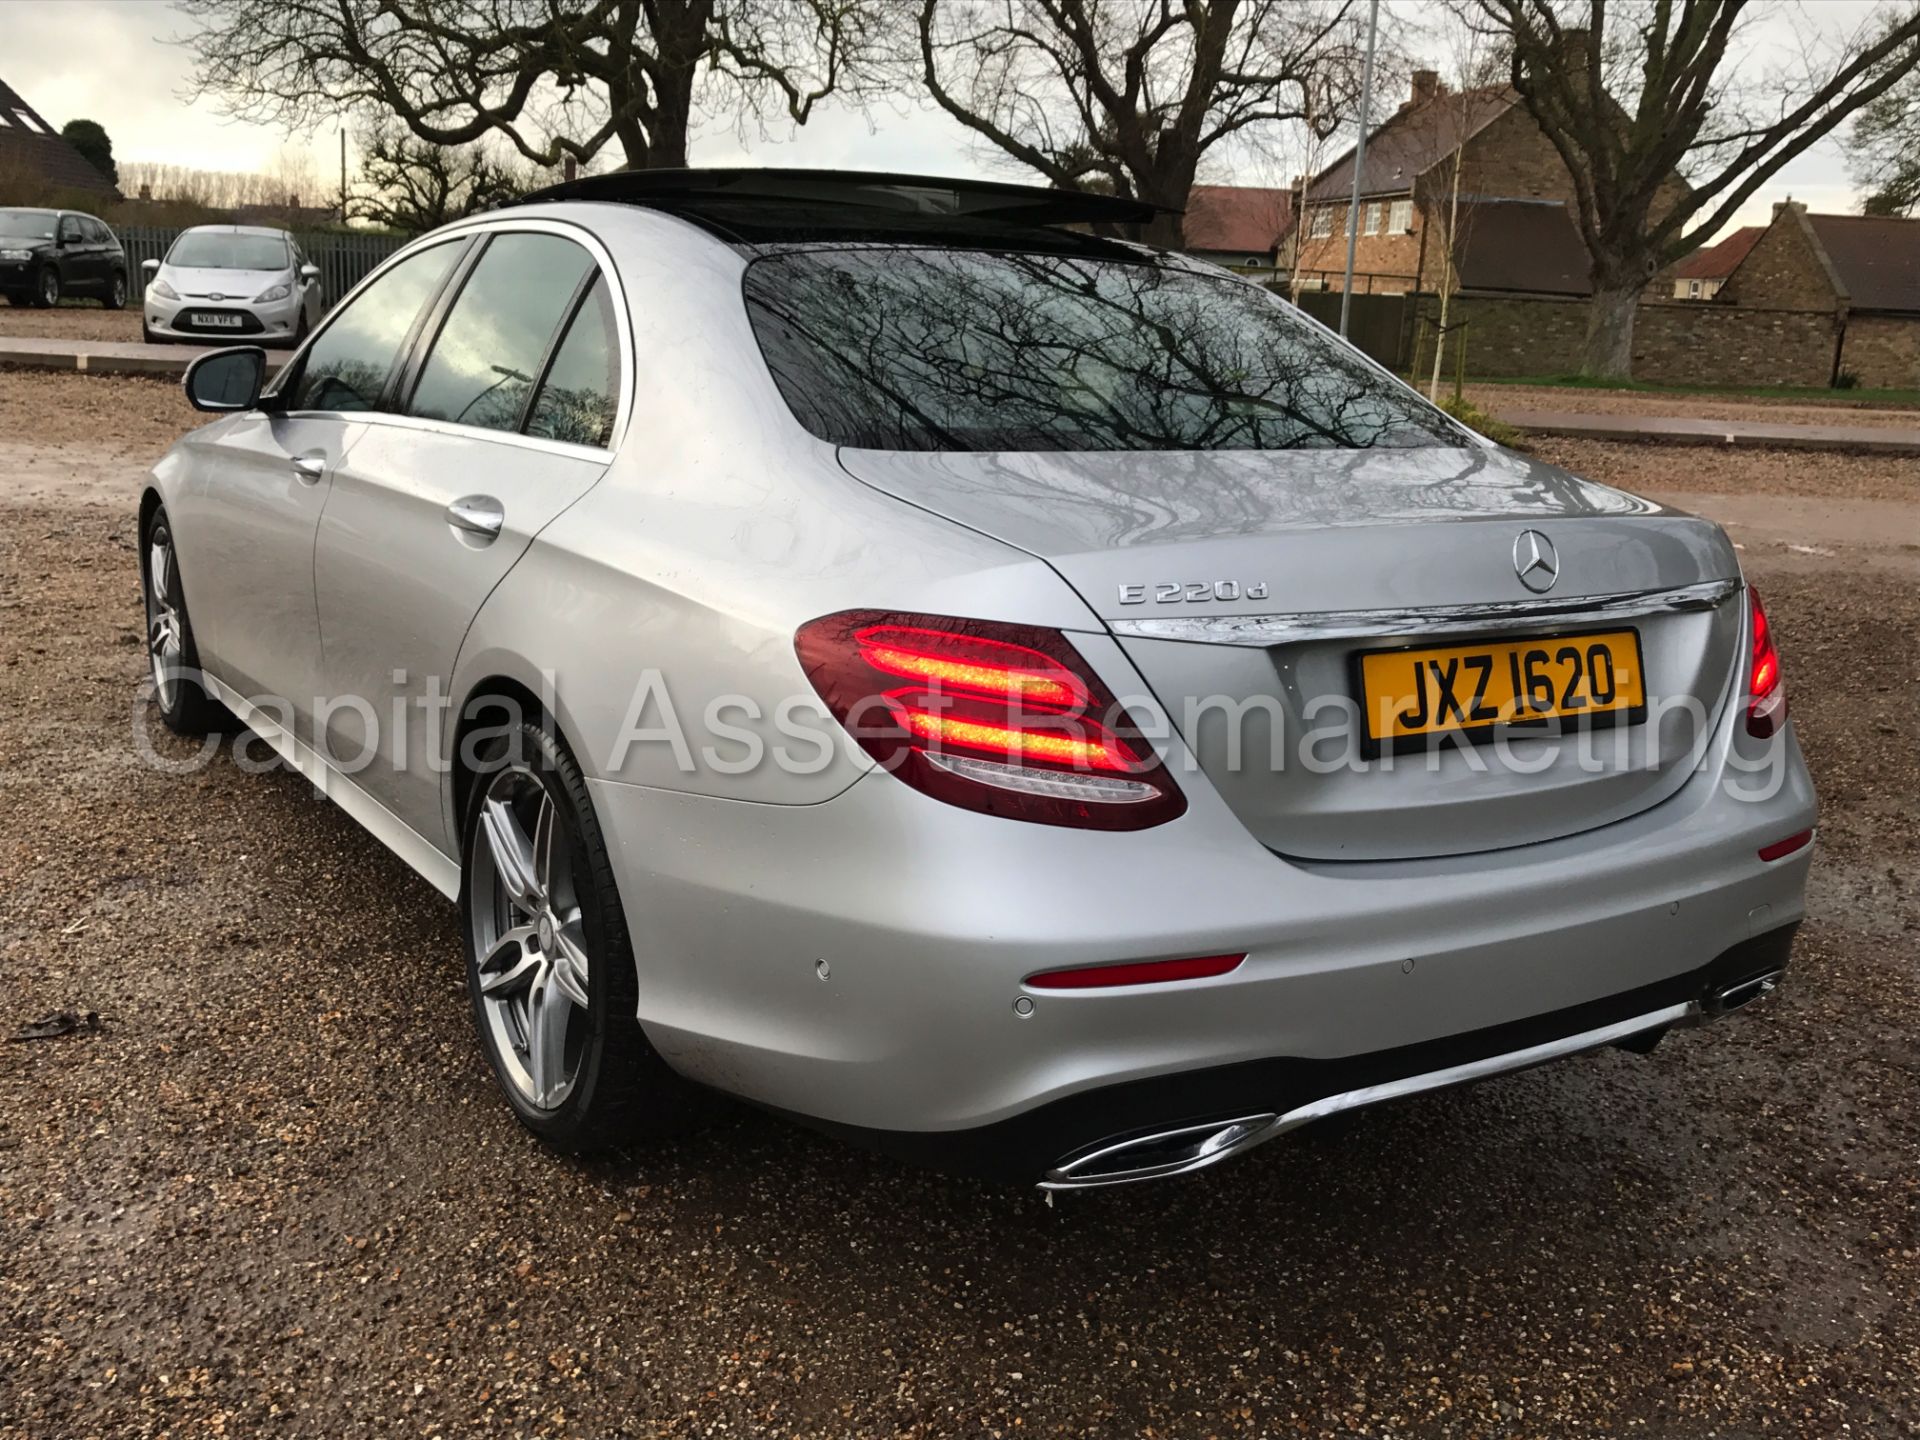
(142, 225, 324, 347)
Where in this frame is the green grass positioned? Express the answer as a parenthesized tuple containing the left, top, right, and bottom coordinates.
(1451, 373, 1920, 407)
(1439, 394, 1528, 449)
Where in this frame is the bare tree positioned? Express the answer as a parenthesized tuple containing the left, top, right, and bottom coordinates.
(353, 123, 531, 232)
(178, 0, 886, 172)
(1852, 47, 1920, 214)
(913, 0, 1367, 248)
(1459, 0, 1920, 378)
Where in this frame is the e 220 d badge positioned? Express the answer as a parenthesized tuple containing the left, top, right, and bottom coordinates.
(1118, 580, 1272, 605)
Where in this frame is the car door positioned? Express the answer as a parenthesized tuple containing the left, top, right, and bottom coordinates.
(312, 224, 626, 851)
(55, 215, 90, 290)
(169, 238, 468, 725)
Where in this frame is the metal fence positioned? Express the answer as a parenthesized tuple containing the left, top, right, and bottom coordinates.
(113, 226, 407, 312)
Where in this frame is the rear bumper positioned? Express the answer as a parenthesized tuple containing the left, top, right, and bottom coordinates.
(802, 924, 1797, 1183)
(588, 707, 1817, 1155)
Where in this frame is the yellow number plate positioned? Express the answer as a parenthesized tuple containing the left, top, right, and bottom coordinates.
(1357, 628, 1646, 746)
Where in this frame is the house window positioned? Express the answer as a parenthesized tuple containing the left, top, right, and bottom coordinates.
(1363, 202, 1383, 236)
(11, 109, 44, 134)
(1389, 199, 1414, 233)
(1688, 280, 1702, 299)
(1310, 207, 1333, 239)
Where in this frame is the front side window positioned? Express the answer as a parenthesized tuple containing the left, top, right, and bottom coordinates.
(407, 233, 596, 434)
(745, 248, 1462, 453)
(287, 241, 461, 413)
(525, 275, 621, 447)
(167, 231, 292, 271)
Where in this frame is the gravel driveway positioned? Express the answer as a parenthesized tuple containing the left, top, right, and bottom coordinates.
(3, 372, 1917, 1438)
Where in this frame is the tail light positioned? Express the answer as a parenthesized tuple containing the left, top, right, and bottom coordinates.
(795, 610, 1185, 830)
(1745, 586, 1786, 739)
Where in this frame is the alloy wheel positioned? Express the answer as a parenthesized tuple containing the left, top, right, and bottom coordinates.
(468, 766, 594, 1110)
(110, 274, 126, 308)
(145, 531, 184, 708)
(38, 269, 59, 307)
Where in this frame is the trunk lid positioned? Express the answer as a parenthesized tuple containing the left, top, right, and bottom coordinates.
(838, 444, 1744, 861)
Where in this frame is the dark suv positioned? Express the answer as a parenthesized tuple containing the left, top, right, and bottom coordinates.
(0, 207, 129, 309)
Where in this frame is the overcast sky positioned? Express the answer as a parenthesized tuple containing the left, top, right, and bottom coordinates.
(4, 0, 1890, 237)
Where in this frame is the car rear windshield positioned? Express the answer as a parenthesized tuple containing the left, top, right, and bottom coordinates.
(0, 209, 56, 240)
(742, 248, 1463, 453)
(167, 232, 290, 270)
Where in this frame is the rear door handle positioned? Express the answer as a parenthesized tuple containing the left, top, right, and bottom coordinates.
(290, 453, 326, 484)
(446, 494, 505, 541)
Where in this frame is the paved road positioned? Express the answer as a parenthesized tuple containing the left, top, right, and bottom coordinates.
(0, 334, 290, 378)
(1491, 406, 1920, 454)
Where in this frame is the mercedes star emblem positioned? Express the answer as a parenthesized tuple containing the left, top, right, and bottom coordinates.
(1513, 529, 1559, 593)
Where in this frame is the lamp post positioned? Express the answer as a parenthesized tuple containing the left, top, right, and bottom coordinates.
(1338, 0, 1381, 338)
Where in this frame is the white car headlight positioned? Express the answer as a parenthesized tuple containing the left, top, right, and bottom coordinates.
(254, 282, 292, 303)
(151, 279, 180, 301)
(0, 248, 31, 262)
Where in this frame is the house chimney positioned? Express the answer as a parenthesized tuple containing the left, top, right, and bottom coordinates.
(1410, 70, 1440, 105)
(138, 182, 151, 202)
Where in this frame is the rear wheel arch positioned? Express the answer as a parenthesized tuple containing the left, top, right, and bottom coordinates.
(449, 675, 599, 855)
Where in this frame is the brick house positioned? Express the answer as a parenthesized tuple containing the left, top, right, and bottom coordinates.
(1182, 184, 1293, 273)
(1284, 67, 1685, 299)
(0, 76, 118, 200)
(1668, 226, 1762, 301)
(1719, 202, 1920, 388)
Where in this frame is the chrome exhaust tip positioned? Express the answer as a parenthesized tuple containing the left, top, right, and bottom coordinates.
(1704, 968, 1786, 1016)
(1040, 1114, 1280, 1190)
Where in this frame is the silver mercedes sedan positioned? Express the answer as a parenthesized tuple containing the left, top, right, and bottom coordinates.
(139, 170, 1816, 1188)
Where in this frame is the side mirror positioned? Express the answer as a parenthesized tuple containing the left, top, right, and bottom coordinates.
(183, 347, 267, 413)
(141, 258, 159, 274)
(299, 263, 320, 281)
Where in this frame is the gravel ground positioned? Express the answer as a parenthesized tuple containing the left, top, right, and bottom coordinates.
(0, 303, 144, 343)
(3, 374, 1918, 1438)
(1470, 383, 1920, 430)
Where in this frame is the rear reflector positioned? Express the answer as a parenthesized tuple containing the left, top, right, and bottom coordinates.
(1757, 829, 1813, 862)
(1026, 953, 1246, 990)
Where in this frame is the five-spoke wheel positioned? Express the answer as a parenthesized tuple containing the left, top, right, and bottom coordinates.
(460, 721, 707, 1150)
(470, 768, 596, 1109)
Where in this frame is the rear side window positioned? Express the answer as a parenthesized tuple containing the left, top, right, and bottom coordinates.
(407, 233, 595, 434)
(525, 275, 621, 447)
(288, 241, 461, 412)
(744, 248, 1462, 453)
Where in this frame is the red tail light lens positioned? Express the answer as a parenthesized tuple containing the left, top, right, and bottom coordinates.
(795, 610, 1186, 830)
(1745, 586, 1787, 739)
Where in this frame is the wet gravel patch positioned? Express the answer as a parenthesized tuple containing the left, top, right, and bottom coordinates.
(2, 434, 1918, 1436)
(0, 304, 145, 343)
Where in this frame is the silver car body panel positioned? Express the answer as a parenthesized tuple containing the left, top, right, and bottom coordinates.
(144, 196, 1817, 1168)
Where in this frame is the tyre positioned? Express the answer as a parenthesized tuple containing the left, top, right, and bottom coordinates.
(460, 721, 708, 1151)
(105, 270, 127, 310)
(141, 508, 225, 735)
(32, 267, 60, 308)
(141, 320, 157, 345)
